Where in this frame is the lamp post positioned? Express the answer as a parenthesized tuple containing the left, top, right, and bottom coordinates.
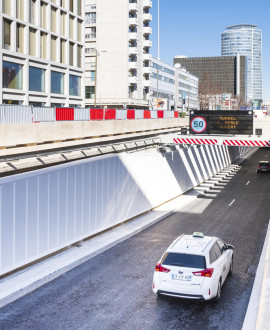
(156, 0, 160, 111)
(94, 49, 107, 108)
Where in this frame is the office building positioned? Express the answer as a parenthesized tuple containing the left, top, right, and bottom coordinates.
(221, 24, 262, 107)
(151, 58, 199, 111)
(0, 0, 84, 106)
(84, 0, 152, 109)
(173, 55, 247, 106)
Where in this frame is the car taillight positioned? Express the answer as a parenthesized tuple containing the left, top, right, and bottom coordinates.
(257, 166, 261, 168)
(155, 263, 170, 273)
(193, 268, 214, 277)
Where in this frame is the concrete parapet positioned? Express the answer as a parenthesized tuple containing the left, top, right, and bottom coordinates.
(0, 118, 187, 148)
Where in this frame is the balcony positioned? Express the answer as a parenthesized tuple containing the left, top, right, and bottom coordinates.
(129, 17, 138, 26)
(129, 2, 138, 11)
(129, 32, 138, 40)
(143, 26, 152, 35)
(129, 47, 138, 55)
(143, 13, 152, 21)
(85, 18, 96, 25)
(129, 62, 137, 69)
(143, 0, 152, 8)
(143, 66, 151, 74)
(143, 40, 152, 48)
(129, 76, 137, 84)
(143, 80, 151, 87)
(143, 53, 152, 61)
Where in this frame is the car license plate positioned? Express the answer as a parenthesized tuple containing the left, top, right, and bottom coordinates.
(172, 274, 191, 281)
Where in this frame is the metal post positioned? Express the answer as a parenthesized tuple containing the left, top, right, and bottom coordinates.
(157, 67, 159, 111)
(94, 49, 98, 107)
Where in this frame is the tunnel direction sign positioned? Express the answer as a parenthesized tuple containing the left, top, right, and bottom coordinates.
(189, 110, 253, 135)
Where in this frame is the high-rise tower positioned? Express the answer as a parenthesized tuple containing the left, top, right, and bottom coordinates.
(221, 24, 262, 107)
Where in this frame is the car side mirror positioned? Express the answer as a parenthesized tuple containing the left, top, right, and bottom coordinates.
(226, 244, 234, 250)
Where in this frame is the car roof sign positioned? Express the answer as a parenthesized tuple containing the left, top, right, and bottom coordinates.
(193, 232, 204, 238)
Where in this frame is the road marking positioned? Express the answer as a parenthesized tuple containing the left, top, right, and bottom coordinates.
(229, 199, 235, 206)
(246, 181, 250, 186)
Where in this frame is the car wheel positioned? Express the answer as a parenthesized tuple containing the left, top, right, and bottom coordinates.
(213, 279, 222, 303)
(229, 257, 233, 276)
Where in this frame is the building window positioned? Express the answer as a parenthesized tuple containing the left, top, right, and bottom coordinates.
(85, 12, 96, 24)
(69, 42, 74, 66)
(85, 86, 95, 99)
(41, 32, 47, 59)
(60, 39, 66, 64)
(77, 46, 82, 68)
(3, 61, 23, 90)
(51, 71, 64, 94)
(29, 67, 45, 92)
(51, 7, 57, 33)
(16, 0, 24, 20)
(69, 16, 74, 39)
(61, 11, 66, 36)
(69, 0, 73, 12)
(3, 0, 12, 15)
(29, 28, 37, 56)
(51, 35, 57, 62)
(69, 75, 81, 96)
(16, 23, 25, 53)
(30, 0, 37, 25)
(40, 2, 47, 29)
(77, 0, 81, 16)
(77, 20, 82, 42)
(3, 19, 11, 50)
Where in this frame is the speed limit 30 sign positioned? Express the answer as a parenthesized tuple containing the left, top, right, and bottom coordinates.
(190, 116, 207, 133)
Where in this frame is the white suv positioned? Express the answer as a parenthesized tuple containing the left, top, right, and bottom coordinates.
(152, 232, 234, 302)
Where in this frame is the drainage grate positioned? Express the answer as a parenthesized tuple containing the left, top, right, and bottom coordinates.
(247, 265, 258, 276)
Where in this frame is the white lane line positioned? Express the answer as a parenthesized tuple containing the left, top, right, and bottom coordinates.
(229, 199, 235, 207)
(246, 181, 250, 186)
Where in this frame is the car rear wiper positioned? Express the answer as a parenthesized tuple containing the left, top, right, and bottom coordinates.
(169, 263, 184, 266)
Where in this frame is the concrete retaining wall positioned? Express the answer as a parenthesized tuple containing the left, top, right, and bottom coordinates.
(0, 144, 253, 276)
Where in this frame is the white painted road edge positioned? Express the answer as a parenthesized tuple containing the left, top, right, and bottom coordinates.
(242, 220, 270, 330)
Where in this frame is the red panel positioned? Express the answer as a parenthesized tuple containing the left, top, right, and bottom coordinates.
(90, 108, 104, 120)
(56, 108, 74, 121)
(105, 109, 116, 120)
(127, 109, 135, 119)
(144, 110, 151, 119)
(174, 111, 178, 118)
(157, 110, 164, 118)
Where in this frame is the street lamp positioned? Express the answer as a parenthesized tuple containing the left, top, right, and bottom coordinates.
(94, 49, 107, 108)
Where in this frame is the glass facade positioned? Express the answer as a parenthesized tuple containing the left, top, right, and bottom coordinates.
(69, 75, 81, 96)
(222, 24, 262, 103)
(29, 67, 45, 92)
(3, 61, 23, 89)
(51, 71, 64, 94)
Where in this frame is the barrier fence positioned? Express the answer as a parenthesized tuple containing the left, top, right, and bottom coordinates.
(0, 105, 179, 124)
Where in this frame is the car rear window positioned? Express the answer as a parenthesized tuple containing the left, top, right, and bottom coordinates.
(259, 162, 269, 166)
(161, 252, 206, 269)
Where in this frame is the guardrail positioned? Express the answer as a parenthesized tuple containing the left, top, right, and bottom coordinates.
(0, 105, 179, 124)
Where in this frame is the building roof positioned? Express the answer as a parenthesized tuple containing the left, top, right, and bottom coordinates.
(226, 24, 258, 30)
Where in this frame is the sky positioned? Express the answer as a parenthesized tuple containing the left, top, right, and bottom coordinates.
(150, 0, 270, 101)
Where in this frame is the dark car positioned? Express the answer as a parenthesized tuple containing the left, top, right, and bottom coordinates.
(257, 161, 270, 173)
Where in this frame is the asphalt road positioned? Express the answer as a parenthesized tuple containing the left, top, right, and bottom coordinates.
(1, 148, 270, 330)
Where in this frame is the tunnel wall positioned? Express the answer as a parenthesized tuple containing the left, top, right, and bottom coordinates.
(0, 145, 254, 275)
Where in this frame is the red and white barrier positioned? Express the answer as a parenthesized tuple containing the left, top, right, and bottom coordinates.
(173, 137, 270, 147)
(223, 139, 270, 147)
(173, 138, 218, 145)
